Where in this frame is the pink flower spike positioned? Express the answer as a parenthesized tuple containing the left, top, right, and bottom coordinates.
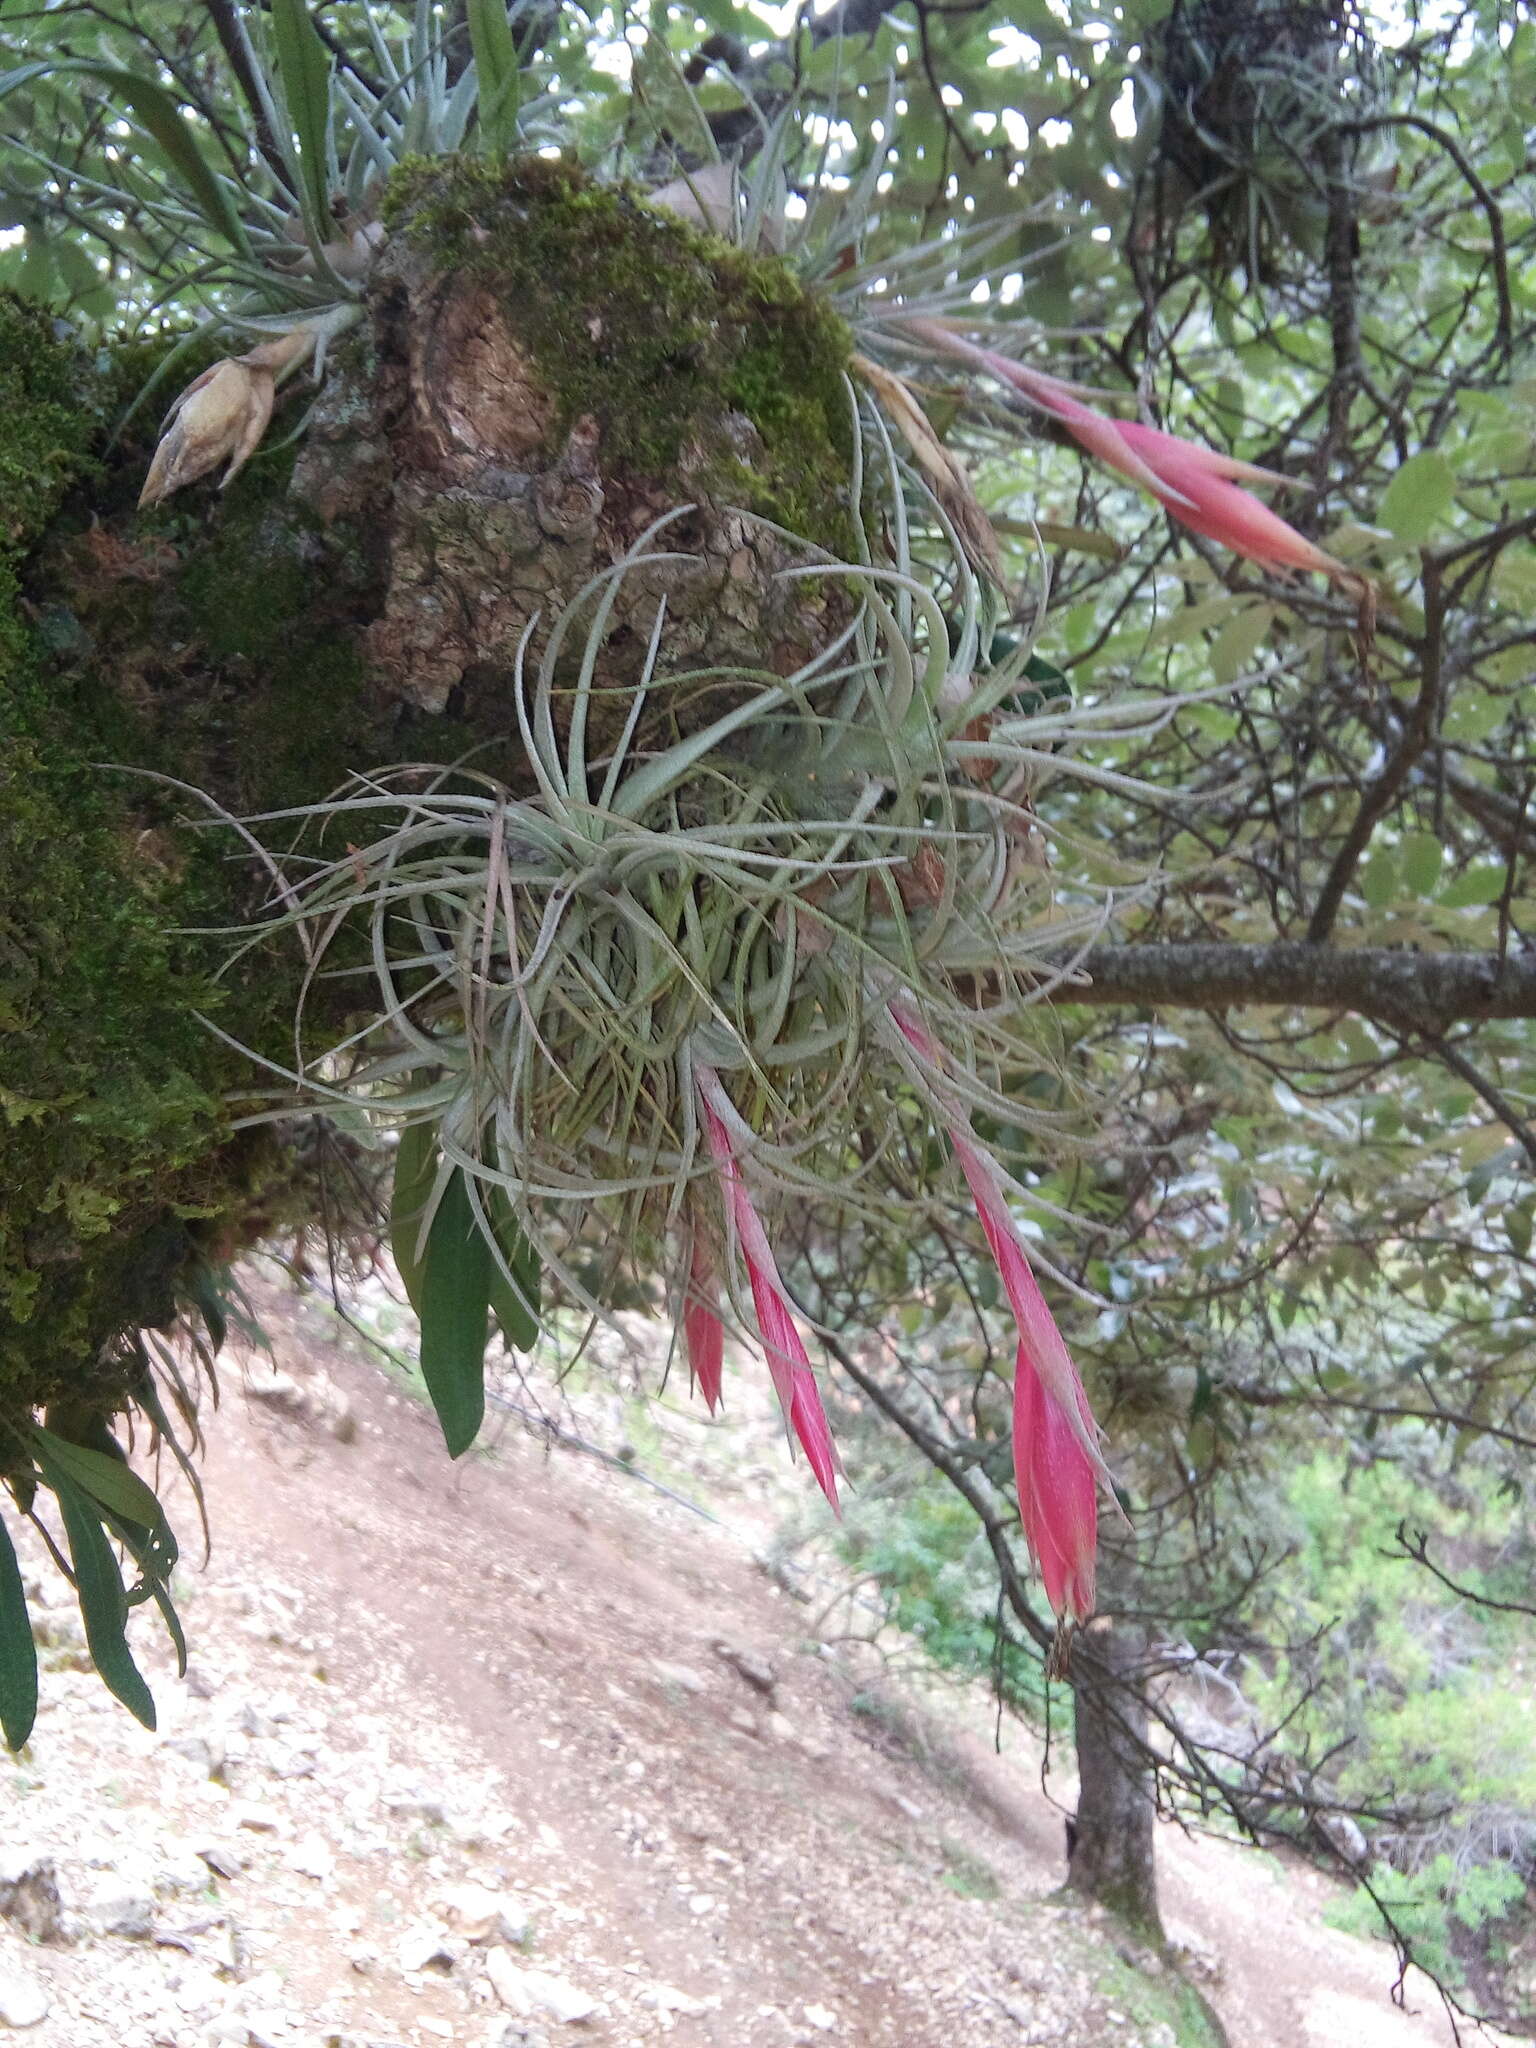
(694, 1065, 842, 1511)
(897, 317, 1352, 585)
(887, 997, 1112, 1623)
(683, 1235, 725, 1414)
(1014, 1355, 1098, 1624)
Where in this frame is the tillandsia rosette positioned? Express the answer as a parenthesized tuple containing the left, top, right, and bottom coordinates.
(203, 384, 1164, 1630)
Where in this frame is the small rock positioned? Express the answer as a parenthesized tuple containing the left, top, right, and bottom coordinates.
(384, 1792, 446, 1827)
(288, 1834, 334, 1882)
(184, 1667, 218, 1700)
(766, 1711, 796, 1743)
(166, 1735, 227, 1782)
(397, 1930, 455, 1974)
(687, 1895, 715, 1918)
(90, 1889, 156, 1940)
(231, 1803, 284, 1835)
(0, 1960, 49, 2029)
(712, 1642, 777, 1697)
(437, 1885, 530, 1946)
(487, 1948, 531, 2014)
(638, 1985, 711, 2019)
(486, 1953, 595, 2025)
(0, 1855, 64, 1945)
(243, 1367, 355, 1440)
(803, 2007, 837, 2033)
(196, 1845, 243, 1882)
(201, 2017, 253, 2044)
(727, 1707, 758, 1737)
(651, 1661, 708, 1697)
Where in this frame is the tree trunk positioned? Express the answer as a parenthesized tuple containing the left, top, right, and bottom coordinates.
(1067, 1612, 1164, 1942)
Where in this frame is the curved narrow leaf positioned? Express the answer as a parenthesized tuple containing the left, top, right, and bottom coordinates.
(485, 1184, 540, 1351)
(0, 1513, 38, 1752)
(271, 0, 335, 229)
(32, 1425, 166, 1532)
(389, 1119, 439, 1316)
(418, 1166, 492, 1458)
(466, 0, 522, 154)
(52, 1474, 157, 1730)
(110, 1517, 187, 1677)
(182, 1260, 228, 1354)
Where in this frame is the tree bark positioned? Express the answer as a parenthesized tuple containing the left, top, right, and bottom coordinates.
(1068, 1613, 1164, 1941)
(1045, 941, 1536, 1033)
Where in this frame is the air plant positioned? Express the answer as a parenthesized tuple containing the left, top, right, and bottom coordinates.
(191, 402, 1167, 1623)
(1, 0, 1361, 1643)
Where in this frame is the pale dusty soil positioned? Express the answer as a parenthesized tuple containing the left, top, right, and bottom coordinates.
(0, 1269, 1483, 2048)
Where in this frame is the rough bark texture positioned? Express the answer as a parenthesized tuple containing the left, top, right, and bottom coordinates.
(1068, 1615, 1164, 1941)
(0, 155, 860, 1429)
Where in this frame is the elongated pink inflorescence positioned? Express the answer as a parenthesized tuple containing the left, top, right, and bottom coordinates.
(683, 1236, 725, 1414)
(693, 1066, 842, 1509)
(901, 318, 1351, 586)
(888, 998, 1109, 1623)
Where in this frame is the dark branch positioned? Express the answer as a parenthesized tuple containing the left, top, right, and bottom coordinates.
(1044, 942, 1536, 1032)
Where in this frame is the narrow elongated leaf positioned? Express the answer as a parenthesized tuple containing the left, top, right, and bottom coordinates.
(32, 1425, 166, 1531)
(484, 1184, 540, 1350)
(466, 0, 521, 153)
(0, 61, 251, 254)
(271, 0, 334, 227)
(182, 1260, 228, 1353)
(0, 1513, 37, 1752)
(418, 1167, 492, 1457)
(52, 1475, 156, 1730)
(111, 1517, 187, 1677)
(389, 1120, 439, 1316)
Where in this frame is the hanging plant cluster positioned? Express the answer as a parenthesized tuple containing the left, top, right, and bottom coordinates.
(0, 0, 1371, 1743)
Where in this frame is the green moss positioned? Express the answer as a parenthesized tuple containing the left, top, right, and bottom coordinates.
(0, 301, 302, 1421)
(385, 154, 856, 553)
(168, 456, 377, 817)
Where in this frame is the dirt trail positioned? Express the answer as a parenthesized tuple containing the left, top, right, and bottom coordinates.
(0, 1276, 1474, 2048)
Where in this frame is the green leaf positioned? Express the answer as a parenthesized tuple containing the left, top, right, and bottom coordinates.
(1400, 830, 1445, 897)
(390, 1120, 439, 1316)
(0, 61, 251, 255)
(466, 0, 522, 154)
(1360, 845, 1400, 909)
(1379, 451, 1456, 545)
(112, 1518, 187, 1676)
(182, 1260, 228, 1353)
(631, 25, 720, 163)
(52, 1475, 156, 1730)
(484, 1185, 540, 1351)
(1210, 603, 1274, 685)
(1440, 864, 1506, 909)
(418, 1167, 492, 1458)
(32, 1425, 166, 1532)
(270, 0, 334, 229)
(1508, 1205, 1534, 1261)
(0, 1512, 38, 1752)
